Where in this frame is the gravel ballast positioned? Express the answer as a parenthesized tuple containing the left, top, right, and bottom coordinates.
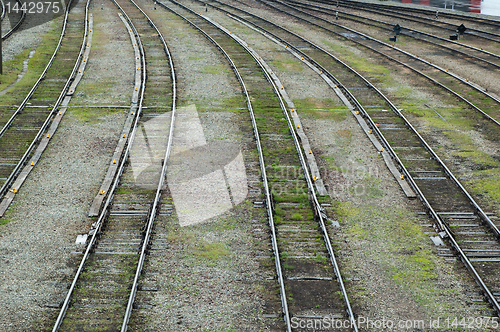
(0, 1, 134, 330)
(1, 0, 500, 330)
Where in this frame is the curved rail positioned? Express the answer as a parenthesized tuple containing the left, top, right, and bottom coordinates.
(51, 1, 148, 330)
(228, 20, 360, 332)
(213, 0, 500, 315)
(0, 0, 77, 198)
(325, 0, 500, 43)
(275, 0, 500, 127)
(159, 0, 357, 329)
(1, 0, 26, 40)
(335, 0, 500, 29)
(260, 0, 500, 238)
(1, 0, 5, 21)
(284, 0, 500, 63)
(119, 0, 177, 330)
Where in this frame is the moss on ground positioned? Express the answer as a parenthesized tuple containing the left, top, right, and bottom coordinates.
(192, 242, 230, 260)
(1, 18, 63, 105)
(270, 53, 303, 73)
(201, 64, 231, 75)
(68, 107, 124, 124)
(333, 202, 472, 318)
(467, 168, 500, 213)
(0, 49, 32, 92)
(293, 97, 348, 121)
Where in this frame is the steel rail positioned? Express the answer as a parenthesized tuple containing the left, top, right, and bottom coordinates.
(316, 0, 500, 43)
(119, 0, 176, 329)
(285, 0, 500, 71)
(277, 1, 500, 127)
(152, 0, 292, 328)
(164, 0, 357, 329)
(51, 1, 148, 329)
(340, 1, 500, 60)
(0, 0, 80, 198)
(1, 0, 26, 40)
(215, 19, 359, 332)
(262, 0, 500, 236)
(335, 0, 500, 29)
(333, 55, 500, 317)
(0, 0, 67, 139)
(210, 0, 500, 316)
(210, 0, 445, 232)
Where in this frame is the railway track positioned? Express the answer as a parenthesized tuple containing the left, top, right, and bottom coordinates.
(0, 0, 85, 198)
(334, 0, 500, 32)
(285, 0, 500, 71)
(1, 0, 25, 40)
(151, 0, 357, 330)
(329, 0, 500, 44)
(51, 0, 176, 330)
(266, 1, 500, 127)
(197, 0, 500, 317)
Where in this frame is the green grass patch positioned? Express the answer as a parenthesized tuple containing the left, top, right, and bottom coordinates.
(115, 186, 132, 195)
(192, 242, 230, 260)
(403, 104, 500, 171)
(322, 39, 390, 80)
(69, 106, 123, 124)
(392, 249, 436, 282)
(467, 168, 500, 205)
(201, 64, 231, 75)
(0, 49, 32, 92)
(270, 54, 303, 73)
(293, 97, 346, 118)
(338, 204, 452, 312)
(313, 253, 327, 263)
(1, 18, 63, 105)
(332, 201, 359, 219)
(274, 193, 309, 204)
(0, 217, 11, 226)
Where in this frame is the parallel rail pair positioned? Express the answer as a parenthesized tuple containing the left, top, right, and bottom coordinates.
(332, 0, 500, 30)
(160, 0, 356, 330)
(204, 0, 500, 316)
(51, 0, 176, 330)
(1, 0, 25, 40)
(277, 0, 500, 128)
(0, 0, 84, 204)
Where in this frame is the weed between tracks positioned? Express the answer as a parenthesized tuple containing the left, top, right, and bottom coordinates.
(321, 39, 391, 81)
(0, 49, 31, 92)
(0, 216, 11, 226)
(68, 106, 124, 124)
(1, 18, 62, 105)
(402, 103, 500, 217)
(294, 95, 485, 321)
(320, 32, 500, 220)
(270, 52, 304, 73)
(332, 202, 466, 317)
